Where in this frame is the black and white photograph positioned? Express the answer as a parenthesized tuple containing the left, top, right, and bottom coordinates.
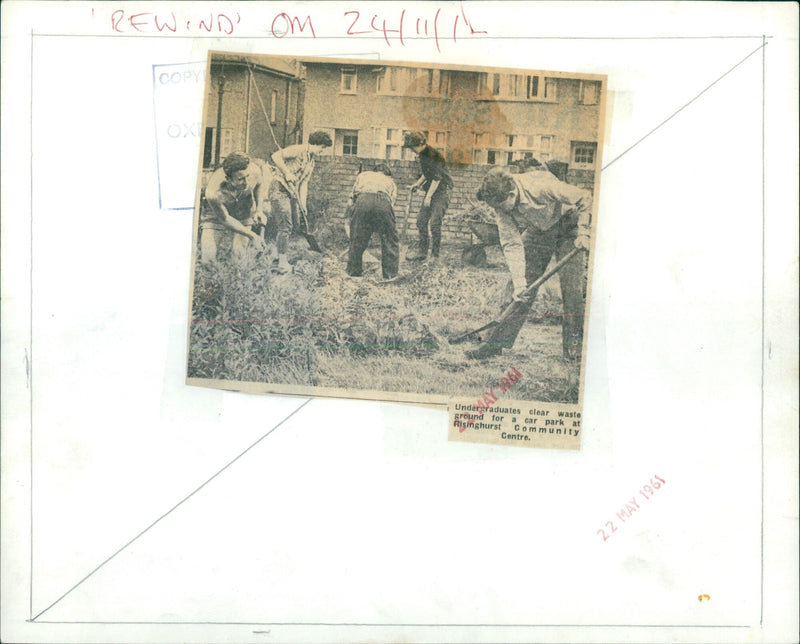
(187, 52, 606, 412)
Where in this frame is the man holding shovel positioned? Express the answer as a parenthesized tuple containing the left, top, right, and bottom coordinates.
(470, 163, 592, 360)
(403, 131, 453, 262)
(269, 131, 332, 273)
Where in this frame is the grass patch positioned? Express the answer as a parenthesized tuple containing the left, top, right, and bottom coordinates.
(188, 236, 580, 404)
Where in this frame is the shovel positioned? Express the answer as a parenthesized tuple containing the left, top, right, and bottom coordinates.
(448, 248, 583, 345)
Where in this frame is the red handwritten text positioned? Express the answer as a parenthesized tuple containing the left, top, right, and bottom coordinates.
(108, 9, 242, 35)
(344, 2, 486, 51)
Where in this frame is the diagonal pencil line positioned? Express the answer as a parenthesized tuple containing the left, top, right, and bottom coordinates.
(29, 28, 35, 622)
(759, 32, 766, 628)
(30, 399, 312, 622)
(602, 41, 767, 171)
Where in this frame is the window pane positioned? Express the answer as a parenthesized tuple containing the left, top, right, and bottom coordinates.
(487, 150, 496, 164)
(528, 75, 539, 98)
(342, 134, 358, 155)
(492, 74, 501, 95)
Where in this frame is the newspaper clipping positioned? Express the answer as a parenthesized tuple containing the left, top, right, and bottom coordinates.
(186, 52, 606, 450)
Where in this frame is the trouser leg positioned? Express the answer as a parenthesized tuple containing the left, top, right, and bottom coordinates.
(415, 204, 431, 256)
(270, 184, 293, 255)
(556, 235, 586, 360)
(346, 197, 374, 277)
(376, 200, 399, 278)
(428, 187, 450, 257)
(230, 232, 251, 263)
(199, 227, 221, 264)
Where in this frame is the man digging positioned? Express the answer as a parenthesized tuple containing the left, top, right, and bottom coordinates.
(199, 153, 268, 265)
(269, 131, 332, 274)
(403, 131, 453, 263)
(470, 163, 592, 361)
(346, 163, 400, 282)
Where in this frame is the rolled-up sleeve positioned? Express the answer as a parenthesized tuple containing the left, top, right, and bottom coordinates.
(543, 175, 592, 235)
(495, 210, 527, 292)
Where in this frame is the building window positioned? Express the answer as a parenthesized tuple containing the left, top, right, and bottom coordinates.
(376, 67, 418, 95)
(340, 67, 357, 94)
(524, 75, 557, 102)
(202, 127, 234, 168)
(270, 90, 278, 122)
(438, 71, 450, 96)
(478, 72, 555, 102)
(544, 78, 557, 101)
(332, 129, 359, 156)
(342, 133, 358, 156)
(526, 75, 539, 99)
(472, 131, 556, 166)
(373, 127, 445, 159)
(579, 80, 600, 105)
(417, 68, 433, 94)
(572, 141, 597, 166)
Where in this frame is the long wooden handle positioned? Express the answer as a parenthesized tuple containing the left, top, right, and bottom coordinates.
(448, 247, 584, 345)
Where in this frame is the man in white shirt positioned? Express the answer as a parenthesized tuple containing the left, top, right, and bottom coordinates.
(473, 163, 592, 360)
(346, 163, 400, 281)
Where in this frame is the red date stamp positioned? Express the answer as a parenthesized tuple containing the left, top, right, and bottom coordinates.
(455, 367, 523, 432)
(596, 475, 666, 542)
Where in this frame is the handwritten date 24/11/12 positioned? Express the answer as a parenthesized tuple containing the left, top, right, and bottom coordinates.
(344, 4, 486, 50)
(597, 475, 666, 542)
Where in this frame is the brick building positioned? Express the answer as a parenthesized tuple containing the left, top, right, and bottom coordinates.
(202, 53, 304, 170)
(300, 59, 603, 239)
(300, 60, 602, 175)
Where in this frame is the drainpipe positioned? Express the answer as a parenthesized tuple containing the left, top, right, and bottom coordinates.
(214, 73, 226, 167)
(283, 77, 290, 146)
(244, 69, 251, 154)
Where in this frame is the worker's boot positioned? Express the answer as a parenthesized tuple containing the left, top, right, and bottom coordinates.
(272, 254, 291, 275)
(407, 239, 428, 262)
(465, 343, 503, 360)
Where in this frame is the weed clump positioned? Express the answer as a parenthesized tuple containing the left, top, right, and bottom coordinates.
(188, 248, 320, 385)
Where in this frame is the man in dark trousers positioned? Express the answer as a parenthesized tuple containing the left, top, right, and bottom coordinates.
(471, 163, 592, 360)
(403, 131, 453, 262)
(346, 163, 399, 281)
